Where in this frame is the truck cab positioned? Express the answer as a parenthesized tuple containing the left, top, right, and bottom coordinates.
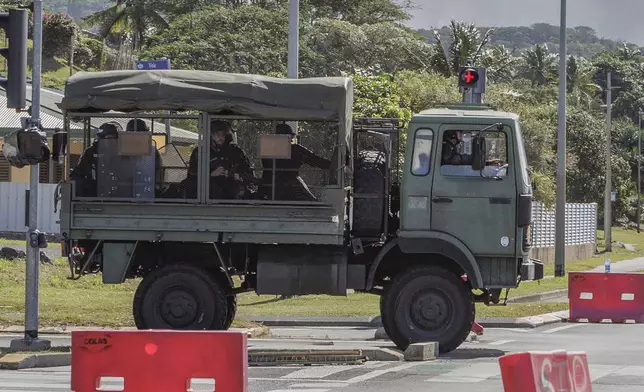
(400, 105, 534, 289)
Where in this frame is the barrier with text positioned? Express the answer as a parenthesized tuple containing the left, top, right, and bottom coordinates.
(498, 350, 592, 392)
(71, 330, 247, 392)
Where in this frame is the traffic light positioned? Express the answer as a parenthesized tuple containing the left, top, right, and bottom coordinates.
(0, 8, 28, 109)
(458, 67, 480, 89)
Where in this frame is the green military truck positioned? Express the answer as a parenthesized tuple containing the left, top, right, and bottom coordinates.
(54, 68, 542, 354)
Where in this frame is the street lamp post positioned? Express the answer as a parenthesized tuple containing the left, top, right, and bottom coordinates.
(638, 111, 642, 233)
(554, 0, 567, 277)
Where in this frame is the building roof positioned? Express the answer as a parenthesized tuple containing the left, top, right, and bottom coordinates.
(0, 84, 198, 144)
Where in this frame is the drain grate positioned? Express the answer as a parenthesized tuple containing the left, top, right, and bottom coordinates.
(248, 350, 366, 366)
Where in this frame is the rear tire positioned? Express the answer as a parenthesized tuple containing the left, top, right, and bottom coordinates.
(382, 265, 474, 354)
(133, 264, 228, 330)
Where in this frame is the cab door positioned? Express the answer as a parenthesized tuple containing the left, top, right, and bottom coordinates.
(400, 127, 435, 231)
(430, 125, 516, 257)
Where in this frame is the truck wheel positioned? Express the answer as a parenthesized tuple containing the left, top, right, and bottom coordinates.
(225, 294, 237, 330)
(133, 264, 228, 330)
(382, 266, 474, 353)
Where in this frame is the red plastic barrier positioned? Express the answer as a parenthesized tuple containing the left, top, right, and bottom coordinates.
(71, 330, 247, 392)
(498, 350, 592, 392)
(471, 321, 484, 335)
(569, 271, 644, 323)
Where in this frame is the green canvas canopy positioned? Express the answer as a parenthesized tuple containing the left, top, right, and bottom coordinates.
(57, 70, 353, 121)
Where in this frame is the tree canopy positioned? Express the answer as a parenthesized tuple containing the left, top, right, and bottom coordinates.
(39, 0, 644, 224)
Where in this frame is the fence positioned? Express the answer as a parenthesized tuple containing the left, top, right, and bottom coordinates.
(529, 201, 598, 264)
(0, 182, 599, 260)
(0, 182, 59, 234)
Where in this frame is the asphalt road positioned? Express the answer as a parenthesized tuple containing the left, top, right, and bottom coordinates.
(1, 323, 643, 391)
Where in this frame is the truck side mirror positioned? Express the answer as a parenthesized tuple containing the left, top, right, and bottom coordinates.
(52, 129, 68, 164)
(471, 134, 486, 171)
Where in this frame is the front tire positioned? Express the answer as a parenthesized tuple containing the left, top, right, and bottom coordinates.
(381, 266, 474, 354)
(133, 264, 228, 330)
(225, 294, 237, 330)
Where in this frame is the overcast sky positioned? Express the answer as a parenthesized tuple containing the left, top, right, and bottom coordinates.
(407, 0, 644, 45)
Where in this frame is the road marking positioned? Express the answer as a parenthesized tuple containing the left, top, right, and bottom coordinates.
(487, 340, 514, 346)
(289, 383, 349, 388)
(250, 377, 345, 383)
(543, 324, 585, 334)
(281, 366, 359, 379)
(611, 365, 644, 377)
(487, 328, 532, 333)
(344, 362, 424, 384)
(425, 362, 500, 383)
(0, 382, 69, 390)
(266, 389, 331, 392)
(588, 365, 622, 381)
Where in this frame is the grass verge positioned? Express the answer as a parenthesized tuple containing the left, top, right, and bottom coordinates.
(0, 227, 641, 326)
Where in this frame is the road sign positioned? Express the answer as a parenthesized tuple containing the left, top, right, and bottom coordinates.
(135, 58, 170, 70)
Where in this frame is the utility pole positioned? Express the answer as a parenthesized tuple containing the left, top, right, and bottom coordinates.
(554, 0, 567, 277)
(287, 0, 299, 136)
(638, 111, 642, 233)
(604, 71, 613, 251)
(10, 0, 50, 351)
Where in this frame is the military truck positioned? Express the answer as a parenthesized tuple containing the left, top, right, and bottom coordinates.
(53, 69, 542, 354)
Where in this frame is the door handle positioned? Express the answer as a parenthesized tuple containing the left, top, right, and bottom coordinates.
(432, 197, 453, 203)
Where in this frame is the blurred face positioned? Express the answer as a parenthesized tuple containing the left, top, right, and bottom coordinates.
(212, 130, 226, 147)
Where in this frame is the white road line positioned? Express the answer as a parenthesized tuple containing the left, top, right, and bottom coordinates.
(486, 328, 532, 333)
(281, 366, 360, 379)
(425, 362, 500, 383)
(0, 383, 69, 390)
(610, 365, 644, 377)
(266, 389, 331, 392)
(344, 362, 424, 384)
(487, 340, 515, 346)
(588, 365, 622, 381)
(289, 383, 349, 388)
(250, 377, 345, 383)
(543, 324, 585, 334)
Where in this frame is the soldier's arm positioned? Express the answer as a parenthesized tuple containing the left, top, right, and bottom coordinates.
(187, 147, 198, 176)
(69, 144, 96, 180)
(294, 144, 331, 169)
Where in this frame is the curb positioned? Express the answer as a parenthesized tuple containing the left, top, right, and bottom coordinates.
(0, 326, 270, 338)
(243, 310, 570, 329)
(506, 289, 568, 303)
(0, 352, 70, 370)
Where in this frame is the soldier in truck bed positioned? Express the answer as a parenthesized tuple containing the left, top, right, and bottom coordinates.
(187, 119, 254, 199)
(260, 123, 331, 202)
(69, 121, 122, 197)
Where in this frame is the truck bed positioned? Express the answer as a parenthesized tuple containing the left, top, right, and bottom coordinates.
(59, 197, 345, 245)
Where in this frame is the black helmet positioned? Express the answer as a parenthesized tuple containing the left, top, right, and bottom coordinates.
(97, 121, 122, 139)
(126, 118, 149, 132)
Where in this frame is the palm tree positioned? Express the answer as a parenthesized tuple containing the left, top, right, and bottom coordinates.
(567, 55, 601, 109)
(520, 44, 558, 86)
(480, 44, 519, 83)
(429, 20, 493, 77)
(82, 0, 169, 51)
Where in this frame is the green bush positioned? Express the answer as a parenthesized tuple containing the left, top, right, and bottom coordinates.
(42, 12, 77, 59)
(73, 44, 94, 69)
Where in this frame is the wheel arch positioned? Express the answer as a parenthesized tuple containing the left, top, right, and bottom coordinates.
(366, 232, 484, 289)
